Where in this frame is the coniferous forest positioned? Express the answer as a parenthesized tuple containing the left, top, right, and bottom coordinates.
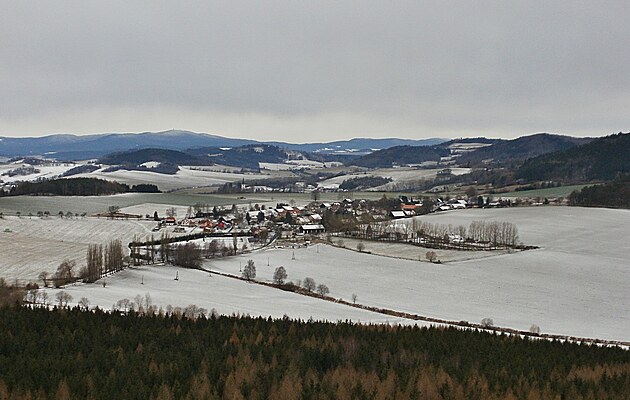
(0, 306, 629, 400)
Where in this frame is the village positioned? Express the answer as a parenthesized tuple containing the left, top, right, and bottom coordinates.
(121, 192, 529, 265)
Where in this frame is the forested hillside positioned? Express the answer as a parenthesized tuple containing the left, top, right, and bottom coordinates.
(455, 133, 590, 166)
(568, 175, 630, 208)
(517, 133, 630, 182)
(99, 148, 204, 166)
(0, 307, 628, 399)
(187, 144, 295, 170)
(348, 145, 449, 168)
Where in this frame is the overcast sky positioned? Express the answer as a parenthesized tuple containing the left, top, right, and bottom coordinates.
(1, 1, 629, 142)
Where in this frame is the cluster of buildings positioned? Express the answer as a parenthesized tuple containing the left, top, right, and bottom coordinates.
(154, 203, 328, 239)
(153, 192, 521, 239)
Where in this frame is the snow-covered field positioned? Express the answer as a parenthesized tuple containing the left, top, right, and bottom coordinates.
(317, 167, 471, 190)
(0, 162, 78, 183)
(8, 206, 630, 341)
(0, 192, 249, 215)
(331, 237, 511, 263)
(73, 166, 273, 191)
(204, 207, 630, 341)
(40, 265, 417, 325)
(0, 217, 156, 283)
(74, 167, 270, 191)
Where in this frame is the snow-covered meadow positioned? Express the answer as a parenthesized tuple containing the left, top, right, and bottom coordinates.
(317, 167, 471, 190)
(0, 217, 156, 283)
(206, 207, 630, 341)
(0, 161, 78, 183)
(73, 166, 273, 191)
(40, 265, 417, 325)
(0, 192, 248, 216)
(9, 206, 630, 341)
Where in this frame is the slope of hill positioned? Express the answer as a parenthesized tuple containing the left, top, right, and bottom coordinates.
(187, 144, 302, 170)
(348, 145, 450, 168)
(98, 144, 313, 171)
(99, 148, 205, 166)
(455, 133, 591, 166)
(517, 133, 630, 182)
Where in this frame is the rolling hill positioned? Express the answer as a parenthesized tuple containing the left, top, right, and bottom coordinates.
(453, 133, 591, 166)
(516, 132, 630, 182)
(97, 144, 316, 171)
(348, 145, 450, 168)
(349, 133, 594, 170)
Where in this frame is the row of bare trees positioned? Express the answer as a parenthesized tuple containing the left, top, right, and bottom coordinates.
(467, 220, 519, 246)
(356, 218, 519, 247)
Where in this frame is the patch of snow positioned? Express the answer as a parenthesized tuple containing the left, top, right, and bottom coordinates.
(139, 161, 161, 169)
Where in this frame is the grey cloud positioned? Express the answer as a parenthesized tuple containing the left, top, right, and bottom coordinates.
(1, 1, 629, 140)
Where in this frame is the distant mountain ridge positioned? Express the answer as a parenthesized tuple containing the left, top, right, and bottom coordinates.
(266, 137, 446, 154)
(0, 130, 446, 159)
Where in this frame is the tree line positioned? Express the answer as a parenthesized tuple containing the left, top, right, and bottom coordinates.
(0, 177, 159, 197)
(0, 306, 628, 399)
(568, 175, 630, 209)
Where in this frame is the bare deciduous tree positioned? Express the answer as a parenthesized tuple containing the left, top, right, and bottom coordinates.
(205, 240, 220, 258)
(38, 271, 49, 287)
(85, 244, 103, 282)
(356, 241, 365, 252)
(316, 284, 329, 296)
(242, 259, 256, 281)
(40, 291, 49, 306)
(303, 277, 316, 292)
(481, 317, 494, 328)
(425, 251, 437, 263)
(104, 239, 125, 273)
(116, 298, 131, 313)
(26, 289, 39, 304)
(54, 259, 76, 287)
(183, 304, 207, 320)
(78, 297, 90, 310)
(55, 291, 73, 308)
(273, 266, 287, 285)
(351, 293, 358, 304)
(160, 232, 171, 262)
